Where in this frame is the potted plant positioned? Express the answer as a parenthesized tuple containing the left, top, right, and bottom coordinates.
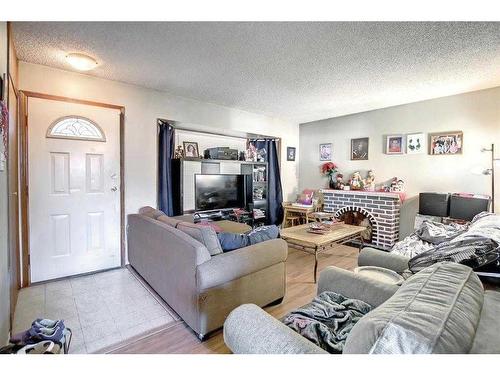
(321, 162, 338, 189)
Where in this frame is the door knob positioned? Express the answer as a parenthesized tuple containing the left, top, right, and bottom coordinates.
(111, 186, 118, 192)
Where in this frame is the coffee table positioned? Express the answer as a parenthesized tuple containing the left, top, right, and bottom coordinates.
(280, 223, 366, 283)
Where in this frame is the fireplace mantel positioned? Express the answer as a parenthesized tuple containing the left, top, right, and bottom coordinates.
(321, 189, 401, 250)
(320, 189, 401, 200)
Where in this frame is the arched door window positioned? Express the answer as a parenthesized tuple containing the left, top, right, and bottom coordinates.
(46, 116, 106, 142)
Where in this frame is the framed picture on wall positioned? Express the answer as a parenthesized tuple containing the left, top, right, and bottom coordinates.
(406, 133, 425, 154)
(319, 143, 332, 161)
(351, 137, 369, 160)
(429, 131, 463, 155)
(183, 141, 200, 158)
(386, 135, 405, 154)
(287, 147, 296, 161)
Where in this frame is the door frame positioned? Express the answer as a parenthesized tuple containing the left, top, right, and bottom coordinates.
(19, 90, 126, 287)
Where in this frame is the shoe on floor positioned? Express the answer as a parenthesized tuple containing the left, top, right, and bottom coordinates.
(17, 340, 60, 354)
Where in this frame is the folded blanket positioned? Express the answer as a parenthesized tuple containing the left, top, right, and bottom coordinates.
(282, 291, 372, 353)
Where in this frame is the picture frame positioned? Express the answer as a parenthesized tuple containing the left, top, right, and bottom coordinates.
(183, 141, 200, 158)
(287, 147, 296, 161)
(406, 133, 425, 154)
(319, 143, 332, 161)
(386, 135, 405, 154)
(429, 131, 463, 155)
(351, 137, 369, 160)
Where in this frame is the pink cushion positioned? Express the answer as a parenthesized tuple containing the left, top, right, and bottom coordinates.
(297, 191, 314, 205)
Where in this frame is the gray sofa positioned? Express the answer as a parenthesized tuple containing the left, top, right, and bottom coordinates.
(127, 207, 288, 340)
(224, 262, 500, 354)
(358, 247, 410, 273)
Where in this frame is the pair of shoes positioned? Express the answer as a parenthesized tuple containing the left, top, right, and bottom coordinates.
(17, 340, 61, 354)
(32, 319, 61, 330)
(10, 318, 72, 353)
(10, 319, 65, 345)
(24, 320, 66, 345)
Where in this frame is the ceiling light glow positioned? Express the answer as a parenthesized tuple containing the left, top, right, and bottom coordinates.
(66, 53, 98, 71)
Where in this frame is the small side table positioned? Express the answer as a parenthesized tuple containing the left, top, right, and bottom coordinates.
(306, 211, 336, 223)
(282, 204, 314, 228)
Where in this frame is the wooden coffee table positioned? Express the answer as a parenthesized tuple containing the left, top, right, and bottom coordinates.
(280, 223, 366, 283)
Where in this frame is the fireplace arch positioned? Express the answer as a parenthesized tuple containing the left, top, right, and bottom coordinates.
(322, 190, 401, 250)
(334, 206, 379, 244)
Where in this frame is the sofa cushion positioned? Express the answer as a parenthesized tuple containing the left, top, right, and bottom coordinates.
(177, 222, 223, 256)
(138, 206, 166, 220)
(157, 215, 182, 228)
(470, 290, 500, 353)
(343, 262, 484, 354)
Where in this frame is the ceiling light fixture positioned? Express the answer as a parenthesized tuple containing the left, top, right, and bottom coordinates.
(65, 53, 98, 71)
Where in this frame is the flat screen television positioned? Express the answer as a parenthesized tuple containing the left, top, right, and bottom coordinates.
(195, 174, 246, 211)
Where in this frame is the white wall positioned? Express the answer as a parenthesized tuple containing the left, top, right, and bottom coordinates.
(300, 87, 500, 238)
(0, 21, 11, 345)
(18, 61, 300, 218)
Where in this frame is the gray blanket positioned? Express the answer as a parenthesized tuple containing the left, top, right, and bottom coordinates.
(391, 221, 468, 258)
(408, 212, 500, 273)
(282, 291, 372, 353)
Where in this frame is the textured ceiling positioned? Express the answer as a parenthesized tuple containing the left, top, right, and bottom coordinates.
(12, 22, 500, 124)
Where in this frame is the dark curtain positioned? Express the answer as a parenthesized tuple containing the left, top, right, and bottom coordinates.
(158, 121, 175, 216)
(253, 139, 284, 226)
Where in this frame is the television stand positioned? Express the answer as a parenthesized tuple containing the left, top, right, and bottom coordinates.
(193, 208, 236, 222)
(193, 208, 265, 229)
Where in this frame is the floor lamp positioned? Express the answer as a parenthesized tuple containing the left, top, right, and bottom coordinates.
(481, 143, 499, 213)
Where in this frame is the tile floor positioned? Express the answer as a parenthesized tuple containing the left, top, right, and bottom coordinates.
(13, 268, 177, 353)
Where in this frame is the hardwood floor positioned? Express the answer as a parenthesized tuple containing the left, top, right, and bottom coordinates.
(110, 244, 359, 354)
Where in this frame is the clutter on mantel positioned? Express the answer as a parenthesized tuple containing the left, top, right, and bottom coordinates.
(320, 162, 406, 199)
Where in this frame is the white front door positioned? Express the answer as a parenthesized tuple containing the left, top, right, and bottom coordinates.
(28, 97, 122, 283)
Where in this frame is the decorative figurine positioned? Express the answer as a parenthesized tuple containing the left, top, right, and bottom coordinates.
(364, 170, 376, 191)
(386, 177, 405, 192)
(395, 179, 405, 192)
(334, 173, 345, 190)
(174, 145, 184, 159)
(349, 171, 365, 190)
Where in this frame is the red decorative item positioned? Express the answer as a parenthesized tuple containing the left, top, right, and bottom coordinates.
(0, 101, 8, 159)
(321, 162, 338, 189)
(321, 162, 337, 176)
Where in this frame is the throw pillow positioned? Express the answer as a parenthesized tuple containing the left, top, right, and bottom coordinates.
(297, 192, 313, 205)
(139, 206, 166, 220)
(176, 222, 223, 256)
(247, 225, 280, 245)
(195, 221, 223, 233)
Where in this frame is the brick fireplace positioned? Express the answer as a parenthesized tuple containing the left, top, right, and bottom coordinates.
(322, 189, 402, 250)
